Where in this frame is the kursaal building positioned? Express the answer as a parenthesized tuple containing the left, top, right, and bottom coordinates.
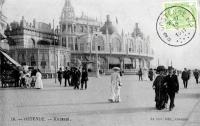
(5, 0, 154, 77)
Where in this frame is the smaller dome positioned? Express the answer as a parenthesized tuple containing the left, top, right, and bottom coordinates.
(100, 15, 118, 35)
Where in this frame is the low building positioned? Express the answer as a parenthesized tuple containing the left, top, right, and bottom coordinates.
(5, 17, 70, 78)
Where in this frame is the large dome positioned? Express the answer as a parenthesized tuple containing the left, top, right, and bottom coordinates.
(100, 15, 118, 35)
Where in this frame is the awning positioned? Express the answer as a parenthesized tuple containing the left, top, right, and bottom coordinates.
(0, 50, 21, 67)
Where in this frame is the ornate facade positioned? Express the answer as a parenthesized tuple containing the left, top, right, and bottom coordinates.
(5, 17, 70, 77)
(5, 0, 154, 76)
(0, 0, 8, 50)
(60, 0, 154, 74)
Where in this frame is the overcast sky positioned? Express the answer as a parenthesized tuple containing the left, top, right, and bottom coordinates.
(2, 0, 200, 70)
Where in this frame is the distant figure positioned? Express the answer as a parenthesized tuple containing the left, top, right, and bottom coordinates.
(152, 66, 168, 110)
(148, 68, 154, 81)
(35, 69, 43, 89)
(119, 70, 123, 76)
(138, 68, 143, 81)
(57, 68, 63, 86)
(63, 67, 71, 87)
(74, 68, 81, 90)
(193, 69, 199, 84)
(19, 71, 26, 88)
(108, 67, 122, 103)
(181, 68, 190, 88)
(81, 68, 88, 90)
(164, 67, 179, 111)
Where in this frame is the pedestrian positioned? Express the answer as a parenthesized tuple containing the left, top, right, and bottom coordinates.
(138, 68, 143, 81)
(181, 68, 190, 88)
(193, 69, 199, 84)
(74, 68, 81, 90)
(57, 68, 63, 86)
(70, 67, 75, 86)
(63, 67, 71, 87)
(35, 69, 43, 89)
(152, 66, 168, 110)
(19, 70, 26, 88)
(148, 68, 154, 81)
(108, 67, 122, 103)
(164, 67, 179, 111)
(81, 68, 88, 90)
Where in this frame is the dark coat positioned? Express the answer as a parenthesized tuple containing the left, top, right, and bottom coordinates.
(138, 69, 142, 75)
(164, 74, 179, 93)
(57, 71, 63, 79)
(153, 75, 168, 109)
(63, 70, 71, 79)
(81, 71, 88, 81)
(193, 71, 199, 79)
(181, 71, 189, 80)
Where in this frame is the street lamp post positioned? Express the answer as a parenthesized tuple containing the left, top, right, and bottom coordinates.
(53, 20, 57, 84)
(95, 34, 99, 78)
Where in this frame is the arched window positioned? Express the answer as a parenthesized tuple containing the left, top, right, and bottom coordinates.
(112, 38, 121, 52)
(92, 35, 104, 51)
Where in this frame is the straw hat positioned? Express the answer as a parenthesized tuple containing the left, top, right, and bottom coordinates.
(112, 67, 120, 71)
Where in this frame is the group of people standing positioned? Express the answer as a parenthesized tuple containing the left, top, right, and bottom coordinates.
(57, 67, 88, 90)
(138, 68, 155, 81)
(13, 67, 43, 89)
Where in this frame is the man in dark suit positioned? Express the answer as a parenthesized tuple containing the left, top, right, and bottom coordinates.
(181, 68, 190, 88)
(63, 67, 71, 87)
(138, 68, 143, 81)
(193, 69, 199, 84)
(164, 67, 179, 111)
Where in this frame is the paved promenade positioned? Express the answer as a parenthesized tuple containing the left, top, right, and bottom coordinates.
(0, 75, 200, 126)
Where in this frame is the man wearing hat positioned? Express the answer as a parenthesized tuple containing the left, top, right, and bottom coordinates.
(164, 67, 179, 111)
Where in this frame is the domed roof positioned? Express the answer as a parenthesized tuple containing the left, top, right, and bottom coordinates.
(100, 15, 118, 35)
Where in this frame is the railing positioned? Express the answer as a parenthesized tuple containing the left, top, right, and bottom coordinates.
(9, 45, 70, 51)
(71, 50, 153, 57)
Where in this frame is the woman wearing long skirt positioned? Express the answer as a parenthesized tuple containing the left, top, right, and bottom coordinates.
(35, 69, 43, 89)
(152, 66, 168, 110)
(108, 67, 122, 103)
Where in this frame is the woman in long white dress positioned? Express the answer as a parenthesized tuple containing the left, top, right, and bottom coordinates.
(35, 69, 43, 89)
(108, 67, 122, 103)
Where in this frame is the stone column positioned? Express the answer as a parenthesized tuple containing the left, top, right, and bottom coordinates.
(136, 58, 140, 69)
(107, 56, 109, 70)
(131, 58, 135, 69)
(120, 57, 124, 70)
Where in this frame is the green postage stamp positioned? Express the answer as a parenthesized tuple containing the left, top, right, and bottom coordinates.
(164, 2, 197, 29)
(156, 1, 197, 47)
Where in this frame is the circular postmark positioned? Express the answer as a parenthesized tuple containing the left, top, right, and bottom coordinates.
(156, 6, 196, 47)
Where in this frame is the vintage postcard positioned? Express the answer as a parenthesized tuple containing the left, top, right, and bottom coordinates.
(0, 0, 200, 126)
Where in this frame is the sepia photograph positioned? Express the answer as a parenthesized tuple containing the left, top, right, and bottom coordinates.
(0, 0, 200, 126)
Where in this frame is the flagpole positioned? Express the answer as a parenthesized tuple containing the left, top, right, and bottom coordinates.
(53, 19, 57, 84)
